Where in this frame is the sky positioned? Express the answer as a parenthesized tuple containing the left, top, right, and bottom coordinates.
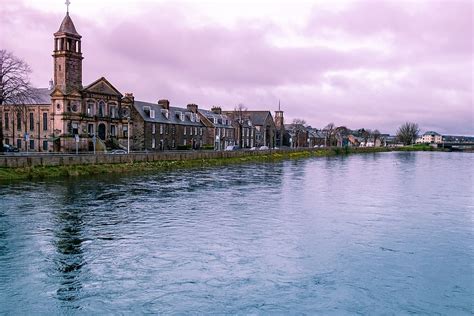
(1, 0, 473, 135)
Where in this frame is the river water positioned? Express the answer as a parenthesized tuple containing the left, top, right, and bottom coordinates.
(0, 152, 472, 314)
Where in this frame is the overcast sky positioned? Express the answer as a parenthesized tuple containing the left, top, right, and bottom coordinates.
(1, 0, 472, 134)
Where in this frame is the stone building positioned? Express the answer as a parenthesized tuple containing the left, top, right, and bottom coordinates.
(222, 111, 256, 149)
(198, 107, 235, 150)
(1, 11, 133, 152)
(132, 100, 210, 151)
(246, 111, 276, 148)
(0, 88, 52, 151)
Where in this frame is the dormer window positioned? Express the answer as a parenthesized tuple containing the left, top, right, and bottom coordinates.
(150, 109, 155, 119)
(180, 113, 185, 121)
(143, 106, 151, 116)
(196, 115, 200, 123)
(161, 109, 169, 119)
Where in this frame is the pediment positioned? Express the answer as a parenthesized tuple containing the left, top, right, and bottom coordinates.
(50, 86, 82, 98)
(83, 77, 123, 97)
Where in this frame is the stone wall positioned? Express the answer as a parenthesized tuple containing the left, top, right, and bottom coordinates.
(0, 148, 322, 168)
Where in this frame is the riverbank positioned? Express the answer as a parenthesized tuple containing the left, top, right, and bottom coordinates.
(0, 146, 440, 182)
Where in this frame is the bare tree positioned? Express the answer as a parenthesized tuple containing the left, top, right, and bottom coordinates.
(335, 126, 349, 147)
(396, 122, 419, 145)
(360, 128, 372, 146)
(0, 50, 40, 151)
(292, 118, 306, 147)
(232, 103, 247, 147)
(372, 129, 381, 147)
(323, 122, 335, 146)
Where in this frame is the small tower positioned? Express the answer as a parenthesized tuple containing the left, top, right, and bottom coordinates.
(274, 100, 285, 146)
(52, 4, 83, 93)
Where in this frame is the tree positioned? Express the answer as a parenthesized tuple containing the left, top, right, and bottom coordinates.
(0, 50, 40, 151)
(360, 128, 372, 146)
(372, 129, 381, 147)
(396, 122, 419, 145)
(292, 118, 306, 147)
(323, 122, 335, 146)
(232, 103, 247, 147)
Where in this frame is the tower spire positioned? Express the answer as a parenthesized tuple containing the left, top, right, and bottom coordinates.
(278, 99, 281, 111)
(65, 0, 70, 14)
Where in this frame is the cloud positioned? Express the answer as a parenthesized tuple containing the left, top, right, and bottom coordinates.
(0, 0, 472, 134)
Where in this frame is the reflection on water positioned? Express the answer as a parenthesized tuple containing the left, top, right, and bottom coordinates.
(0, 152, 472, 314)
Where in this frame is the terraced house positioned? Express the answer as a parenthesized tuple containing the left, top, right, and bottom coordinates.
(132, 100, 209, 151)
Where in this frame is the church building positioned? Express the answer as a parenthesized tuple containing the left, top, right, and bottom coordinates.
(1, 8, 134, 152)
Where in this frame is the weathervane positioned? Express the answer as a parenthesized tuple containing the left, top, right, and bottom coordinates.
(65, 0, 70, 13)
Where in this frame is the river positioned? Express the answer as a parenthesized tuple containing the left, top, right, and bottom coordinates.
(0, 151, 472, 314)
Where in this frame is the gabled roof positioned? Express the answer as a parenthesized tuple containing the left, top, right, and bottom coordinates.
(198, 109, 233, 128)
(83, 77, 123, 97)
(134, 100, 204, 127)
(56, 13, 80, 37)
(246, 111, 274, 126)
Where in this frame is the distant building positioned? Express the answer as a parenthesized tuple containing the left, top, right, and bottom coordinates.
(246, 111, 276, 147)
(198, 107, 235, 150)
(417, 131, 443, 144)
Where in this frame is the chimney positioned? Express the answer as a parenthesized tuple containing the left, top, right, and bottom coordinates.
(187, 103, 198, 113)
(158, 99, 170, 110)
(124, 93, 134, 101)
(49, 79, 54, 90)
(211, 106, 222, 114)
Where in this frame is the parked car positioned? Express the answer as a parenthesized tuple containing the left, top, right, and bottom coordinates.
(110, 149, 127, 154)
(3, 144, 19, 152)
(258, 146, 269, 150)
(249, 147, 257, 151)
(225, 145, 240, 151)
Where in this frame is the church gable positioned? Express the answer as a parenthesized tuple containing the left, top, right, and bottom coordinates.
(83, 77, 123, 97)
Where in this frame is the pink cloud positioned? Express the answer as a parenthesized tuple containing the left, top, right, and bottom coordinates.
(0, 0, 472, 135)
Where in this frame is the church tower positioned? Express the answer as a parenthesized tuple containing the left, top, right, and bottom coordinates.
(274, 100, 285, 146)
(53, 9, 83, 93)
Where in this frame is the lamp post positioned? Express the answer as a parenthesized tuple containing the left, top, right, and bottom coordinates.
(127, 117, 130, 154)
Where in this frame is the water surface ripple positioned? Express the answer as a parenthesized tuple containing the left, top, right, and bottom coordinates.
(0, 152, 473, 314)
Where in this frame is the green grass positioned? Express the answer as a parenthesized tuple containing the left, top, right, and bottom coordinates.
(0, 146, 444, 182)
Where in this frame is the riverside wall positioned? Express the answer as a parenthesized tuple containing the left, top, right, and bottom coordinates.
(0, 148, 336, 168)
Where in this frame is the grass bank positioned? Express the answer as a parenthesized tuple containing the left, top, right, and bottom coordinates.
(0, 146, 438, 182)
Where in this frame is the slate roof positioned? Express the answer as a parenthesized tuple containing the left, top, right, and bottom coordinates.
(4, 88, 51, 105)
(134, 100, 204, 127)
(246, 111, 273, 126)
(198, 109, 233, 128)
(423, 131, 441, 136)
(57, 13, 80, 36)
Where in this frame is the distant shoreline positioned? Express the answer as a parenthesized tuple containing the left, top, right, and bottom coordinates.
(0, 146, 453, 182)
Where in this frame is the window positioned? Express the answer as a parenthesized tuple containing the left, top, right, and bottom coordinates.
(195, 127, 197, 136)
(150, 109, 155, 119)
(152, 124, 156, 134)
(29, 113, 34, 131)
(160, 124, 163, 135)
(88, 123, 94, 136)
(5, 138, 9, 145)
(29, 139, 34, 150)
(200, 127, 203, 136)
(180, 113, 185, 121)
(17, 114, 21, 131)
(152, 138, 156, 149)
(110, 105, 117, 118)
(162, 109, 169, 119)
(98, 101, 105, 117)
(123, 125, 128, 138)
(17, 139, 21, 149)
(72, 122, 79, 135)
(43, 113, 48, 131)
(43, 140, 48, 151)
(184, 126, 186, 135)
(190, 126, 193, 135)
(87, 102, 94, 116)
(111, 125, 116, 137)
(183, 139, 186, 146)
(4, 113, 9, 130)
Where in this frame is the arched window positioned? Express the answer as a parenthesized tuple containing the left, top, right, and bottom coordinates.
(87, 101, 95, 116)
(98, 101, 105, 117)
